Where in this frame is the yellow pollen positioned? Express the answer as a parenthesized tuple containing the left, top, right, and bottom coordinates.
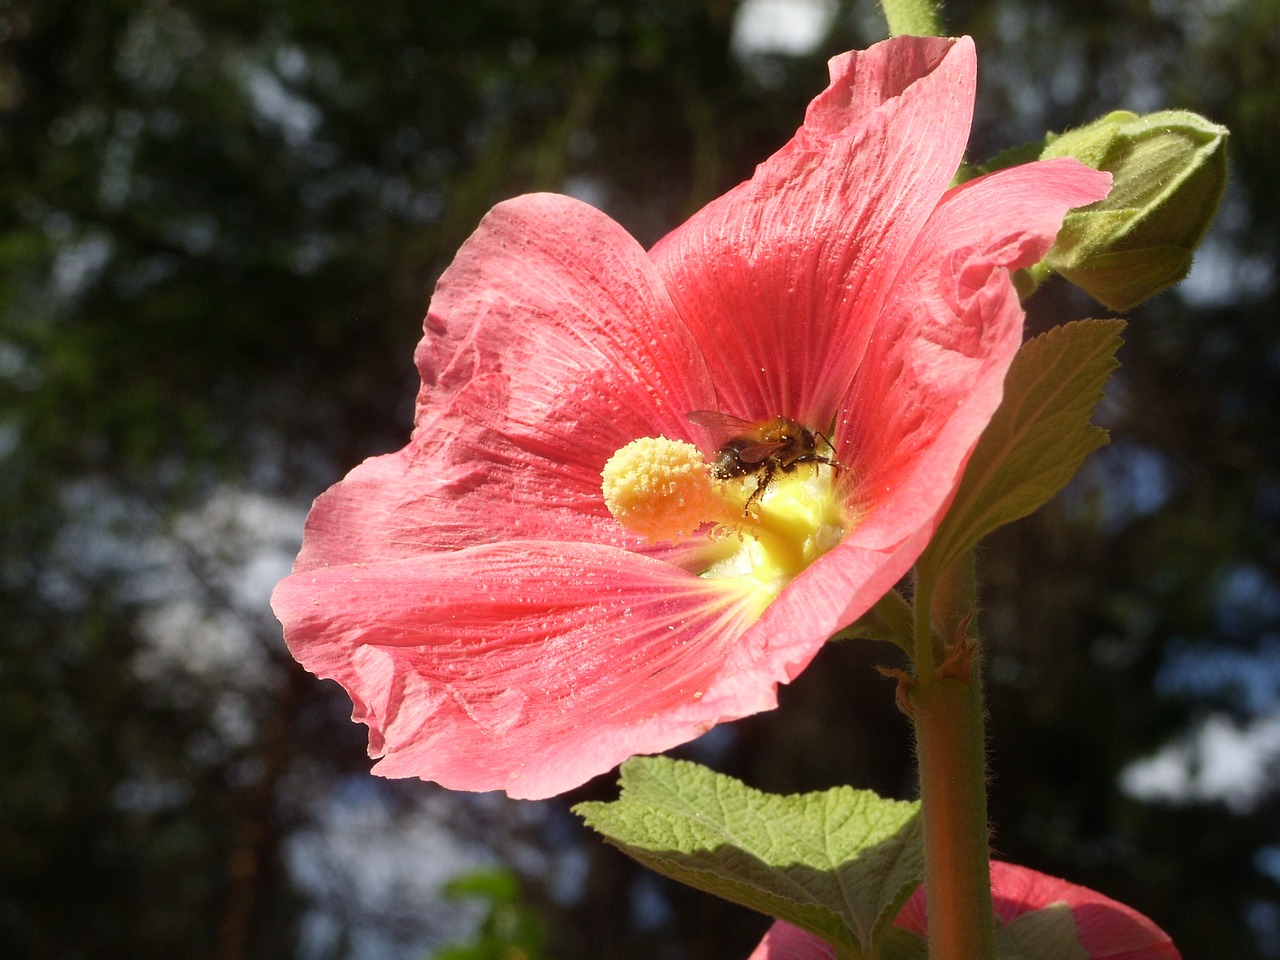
(602, 437, 723, 542)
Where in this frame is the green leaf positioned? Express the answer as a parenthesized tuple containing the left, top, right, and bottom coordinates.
(441, 867, 522, 903)
(574, 757, 923, 959)
(832, 589, 915, 652)
(430, 867, 547, 960)
(923, 319, 1125, 576)
(877, 926, 928, 960)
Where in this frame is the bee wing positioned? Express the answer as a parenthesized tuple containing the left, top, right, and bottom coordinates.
(736, 439, 788, 464)
(686, 410, 756, 440)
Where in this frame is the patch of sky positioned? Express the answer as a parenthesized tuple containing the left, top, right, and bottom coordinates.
(1120, 711, 1280, 813)
(1249, 900, 1280, 960)
(564, 175, 611, 211)
(686, 719, 738, 767)
(45, 478, 156, 609)
(1178, 227, 1276, 310)
(1115, 49, 1166, 114)
(176, 486, 306, 614)
(115, 254, 179, 299)
(1214, 564, 1280, 640)
(987, 6, 1053, 131)
(45, 479, 306, 702)
(97, 110, 144, 211)
(159, 212, 218, 257)
(1062, 441, 1175, 533)
(0, 342, 38, 395)
(288, 233, 338, 275)
(241, 62, 323, 146)
(1053, 44, 1087, 106)
(731, 0, 836, 58)
(111, 776, 190, 815)
(288, 784, 491, 960)
(115, 5, 203, 94)
(48, 104, 108, 147)
(1157, 636, 1280, 713)
(1133, 563, 1280, 809)
(1152, 0, 1246, 34)
(541, 817, 590, 906)
(379, 176, 445, 223)
(1257, 845, 1280, 882)
(631, 871, 677, 931)
(275, 44, 309, 83)
(287, 781, 577, 960)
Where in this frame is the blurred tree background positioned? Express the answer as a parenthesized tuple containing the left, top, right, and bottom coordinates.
(1, 0, 1276, 958)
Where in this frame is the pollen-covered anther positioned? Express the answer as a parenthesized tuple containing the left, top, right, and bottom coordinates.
(602, 437, 726, 542)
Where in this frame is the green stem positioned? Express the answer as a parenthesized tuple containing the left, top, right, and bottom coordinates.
(930, 552, 976, 643)
(879, 0, 945, 38)
(912, 567, 938, 684)
(909, 554, 994, 960)
(1013, 262, 1052, 302)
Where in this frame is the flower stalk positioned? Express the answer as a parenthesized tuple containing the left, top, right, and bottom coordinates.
(910, 552, 995, 960)
(879, 0, 944, 38)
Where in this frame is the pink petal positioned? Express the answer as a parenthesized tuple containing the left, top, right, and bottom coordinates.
(986, 863, 1180, 960)
(752, 522, 936, 661)
(834, 157, 1113, 552)
(745, 922, 836, 960)
(649, 36, 976, 424)
(894, 861, 1180, 960)
(295, 193, 718, 572)
(756, 159, 1109, 630)
(273, 542, 785, 800)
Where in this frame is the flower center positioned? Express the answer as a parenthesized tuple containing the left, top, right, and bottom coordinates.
(601, 435, 845, 600)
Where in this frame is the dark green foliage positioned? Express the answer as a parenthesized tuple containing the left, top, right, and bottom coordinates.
(430, 868, 546, 960)
(1, 0, 1276, 958)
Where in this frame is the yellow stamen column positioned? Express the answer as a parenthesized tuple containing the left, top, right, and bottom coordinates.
(602, 437, 725, 543)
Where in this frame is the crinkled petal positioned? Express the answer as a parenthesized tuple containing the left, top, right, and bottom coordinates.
(834, 157, 1113, 552)
(650, 36, 975, 424)
(295, 194, 717, 572)
(272, 542, 792, 800)
(753, 159, 1109, 632)
(894, 862, 1180, 960)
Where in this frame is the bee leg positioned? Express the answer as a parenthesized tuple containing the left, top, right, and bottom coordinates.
(742, 463, 775, 514)
(791, 453, 843, 474)
(817, 455, 843, 473)
(815, 432, 844, 472)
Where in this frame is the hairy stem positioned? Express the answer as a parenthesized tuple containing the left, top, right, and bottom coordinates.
(879, 0, 945, 38)
(910, 554, 994, 960)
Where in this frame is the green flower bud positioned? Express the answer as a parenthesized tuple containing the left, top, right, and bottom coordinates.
(1039, 110, 1229, 311)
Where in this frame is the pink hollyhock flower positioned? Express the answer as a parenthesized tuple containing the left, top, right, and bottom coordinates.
(747, 861, 1181, 959)
(271, 35, 1110, 800)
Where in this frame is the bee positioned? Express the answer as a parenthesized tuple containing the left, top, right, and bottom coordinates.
(687, 411, 842, 510)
